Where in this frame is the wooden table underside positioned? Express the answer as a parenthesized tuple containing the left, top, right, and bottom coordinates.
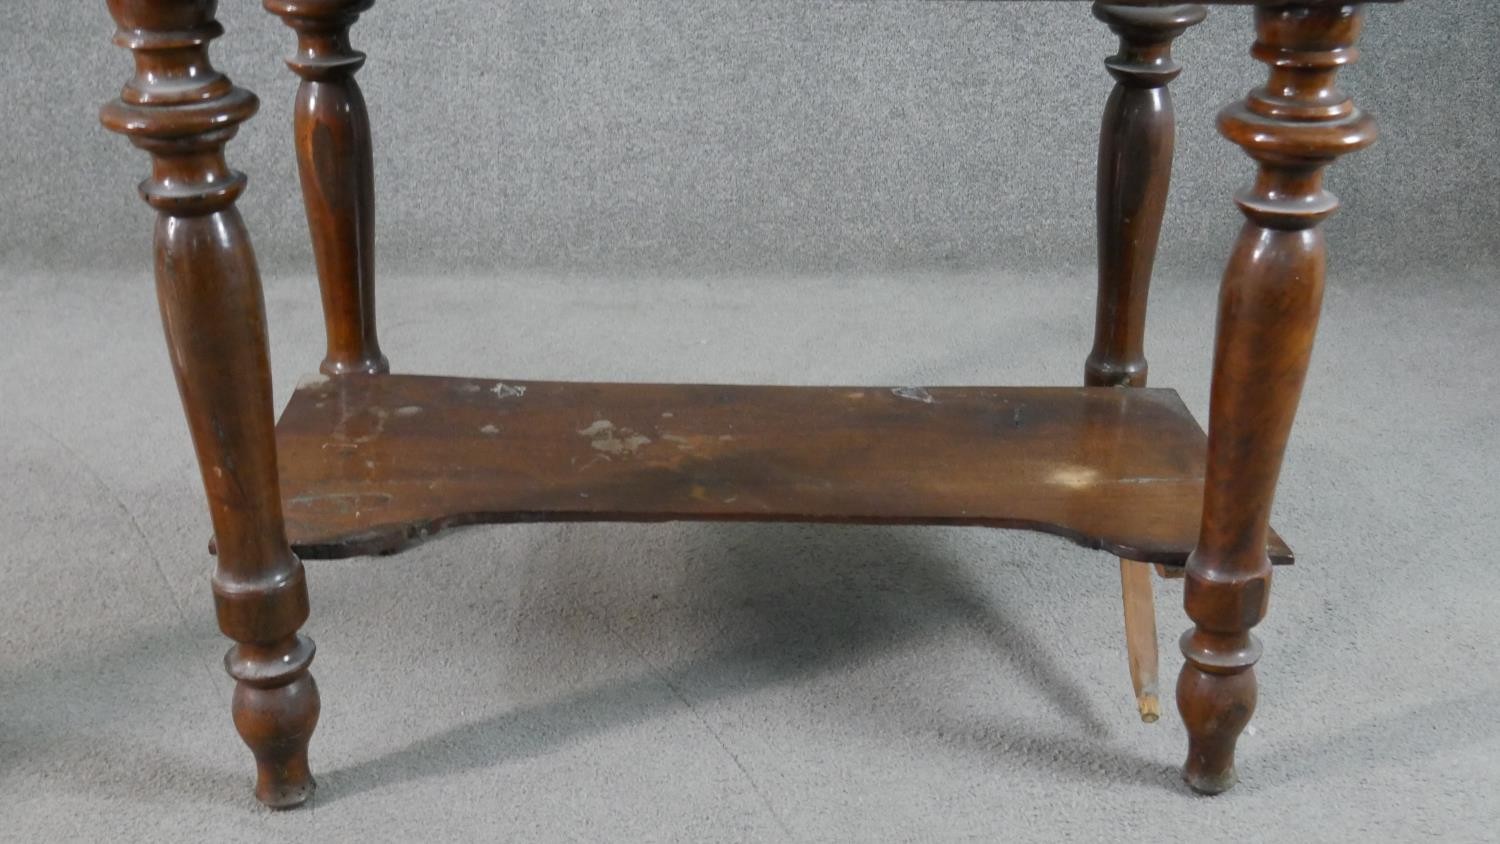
(101, 0, 1403, 809)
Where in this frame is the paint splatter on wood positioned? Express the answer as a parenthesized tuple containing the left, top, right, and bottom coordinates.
(492, 383, 526, 399)
(578, 419, 651, 456)
(892, 386, 935, 404)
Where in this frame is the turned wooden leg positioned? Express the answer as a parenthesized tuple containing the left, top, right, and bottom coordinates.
(267, 0, 387, 376)
(1179, 2, 1376, 794)
(102, 0, 319, 809)
(1087, 3, 1204, 724)
(1086, 2, 1203, 390)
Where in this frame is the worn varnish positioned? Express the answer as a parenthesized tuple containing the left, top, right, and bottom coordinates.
(1087, 2, 1204, 390)
(267, 0, 387, 377)
(100, 0, 1405, 809)
(1088, 1, 1204, 727)
(101, 0, 319, 809)
(1177, 2, 1378, 795)
(272, 375, 1294, 565)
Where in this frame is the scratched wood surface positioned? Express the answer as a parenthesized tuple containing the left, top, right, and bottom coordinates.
(273, 373, 1292, 564)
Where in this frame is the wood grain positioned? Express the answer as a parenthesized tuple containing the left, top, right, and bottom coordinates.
(271, 374, 1294, 565)
(98, 0, 1407, 809)
(1178, 1, 1377, 795)
(1088, 2, 1203, 728)
(267, 0, 387, 376)
(1120, 558, 1162, 722)
(102, 0, 319, 810)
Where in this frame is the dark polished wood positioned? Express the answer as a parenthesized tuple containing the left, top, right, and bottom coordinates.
(269, 374, 1293, 565)
(101, 0, 319, 809)
(1178, 2, 1377, 795)
(99, 0, 1406, 809)
(1087, 2, 1204, 389)
(1088, 2, 1204, 726)
(266, 0, 387, 376)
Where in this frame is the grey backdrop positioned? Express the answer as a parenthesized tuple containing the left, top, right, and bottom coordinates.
(3, 0, 1497, 278)
(4, 3, 1500, 841)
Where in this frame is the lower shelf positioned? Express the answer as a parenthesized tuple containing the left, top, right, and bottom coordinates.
(273, 373, 1293, 565)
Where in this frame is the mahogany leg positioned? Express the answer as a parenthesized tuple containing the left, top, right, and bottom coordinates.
(1179, 2, 1376, 794)
(1087, 3, 1204, 724)
(1086, 2, 1204, 390)
(102, 0, 319, 808)
(267, 0, 387, 376)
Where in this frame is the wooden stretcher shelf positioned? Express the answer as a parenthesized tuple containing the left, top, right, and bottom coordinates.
(273, 373, 1293, 565)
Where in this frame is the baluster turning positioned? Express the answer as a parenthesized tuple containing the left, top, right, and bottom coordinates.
(1179, 1, 1377, 794)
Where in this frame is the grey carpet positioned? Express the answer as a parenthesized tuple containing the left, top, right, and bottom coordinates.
(2, 266, 1497, 841)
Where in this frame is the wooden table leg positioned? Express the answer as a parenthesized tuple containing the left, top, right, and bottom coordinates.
(267, 0, 387, 376)
(1179, 2, 1376, 795)
(1087, 2, 1204, 724)
(1119, 558, 1162, 722)
(101, 0, 320, 809)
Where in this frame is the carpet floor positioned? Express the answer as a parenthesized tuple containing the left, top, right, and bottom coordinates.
(1, 266, 1496, 841)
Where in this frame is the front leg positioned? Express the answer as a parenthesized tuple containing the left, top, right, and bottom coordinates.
(1180, 2, 1377, 794)
(102, 0, 319, 808)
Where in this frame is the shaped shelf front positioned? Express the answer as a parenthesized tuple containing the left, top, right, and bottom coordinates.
(272, 373, 1293, 565)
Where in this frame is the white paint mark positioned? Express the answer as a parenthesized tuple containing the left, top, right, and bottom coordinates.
(578, 420, 614, 437)
(492, 383, 527, 399)
(892, 386, 935, 404)
(458, 383, 482, 393)
(395, 405, 423, 417)
(846, 391, 866, 400)
(480, 424, 501, 435)
(577, 419, 651, 456)
(661, 411, 674, 418)
(606, 433, 652, 455)
(298, 373, 330, 390)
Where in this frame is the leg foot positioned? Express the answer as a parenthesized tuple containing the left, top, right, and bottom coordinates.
(229, 637, 321, 808)
(1177, 642, 1257, 794)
